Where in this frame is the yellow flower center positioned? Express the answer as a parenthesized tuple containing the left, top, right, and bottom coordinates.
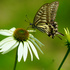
(13, 28, 29, 41)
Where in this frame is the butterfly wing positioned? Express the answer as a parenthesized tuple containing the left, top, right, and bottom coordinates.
(49, 1, 59, 23)
(33, 3, 48, 26)
(32, 1, 59, 34)
(33, 1, 59, 26)
(32, 3, 49, 33)
(32, 1, 63, 39)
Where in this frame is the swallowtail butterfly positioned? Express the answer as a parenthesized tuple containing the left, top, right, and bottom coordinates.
(30, 1, 64, 39)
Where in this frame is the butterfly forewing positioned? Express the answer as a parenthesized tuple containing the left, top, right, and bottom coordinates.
(33, 4, 48, 25)
(33, 1, 59, 25)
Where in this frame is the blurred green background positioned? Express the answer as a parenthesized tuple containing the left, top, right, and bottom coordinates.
(0, 0, 70, 70)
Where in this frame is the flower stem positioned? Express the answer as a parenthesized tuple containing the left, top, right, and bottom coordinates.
(58, 48, 70, 70)
(14, 43, 19, 70)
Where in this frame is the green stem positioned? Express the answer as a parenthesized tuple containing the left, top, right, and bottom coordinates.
(58, 48, 70, 70)
(13, 42, 20, 70)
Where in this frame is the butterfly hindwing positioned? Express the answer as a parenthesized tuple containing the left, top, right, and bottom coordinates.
(49, 1, 59, 23)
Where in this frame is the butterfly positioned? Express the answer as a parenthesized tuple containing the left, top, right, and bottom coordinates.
(29, 1, 64, 39)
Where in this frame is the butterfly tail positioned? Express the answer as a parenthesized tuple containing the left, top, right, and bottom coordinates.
(56, 32, 64, 36)
(56, 35, 62, 40)
(56, 32, 64, 40)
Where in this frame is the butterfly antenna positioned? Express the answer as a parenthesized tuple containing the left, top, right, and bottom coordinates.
(25, 20, 31, 30)
(56, 32, 64, 40)
(26, 15, 31, 23)
(25, 15, 32, 30)
(26, 26, 32, 30)
(25, 19, 30, 23)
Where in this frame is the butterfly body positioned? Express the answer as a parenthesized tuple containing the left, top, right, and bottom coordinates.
(30, 1, 64, 39)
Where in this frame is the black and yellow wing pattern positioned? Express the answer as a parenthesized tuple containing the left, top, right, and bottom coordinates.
(31, 1, 64, 39)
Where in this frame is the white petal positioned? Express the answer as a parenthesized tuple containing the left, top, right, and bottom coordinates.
(0, 37, 13, 47)
(0, 30, 13, 36)
(29, 39, 43, 54)
(9, 42, 19, 51)
(0, 27, 16, 36)
(29, 34, 34, 38)
(34, 38, 44, 46)
(23, 42, 28, 62)
(27, 30, 36, 32)
(28, 41, 39, 60)
(27, 42, 33, 61)
(0, 40, 16, 52)
(18, 42, 24, 62)
(10, 27, 16, 32)
(2, 42, 19, 54)
(29, 34, 44, 46)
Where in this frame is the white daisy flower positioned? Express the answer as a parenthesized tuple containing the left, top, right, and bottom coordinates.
(0, 27, 44, 62)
